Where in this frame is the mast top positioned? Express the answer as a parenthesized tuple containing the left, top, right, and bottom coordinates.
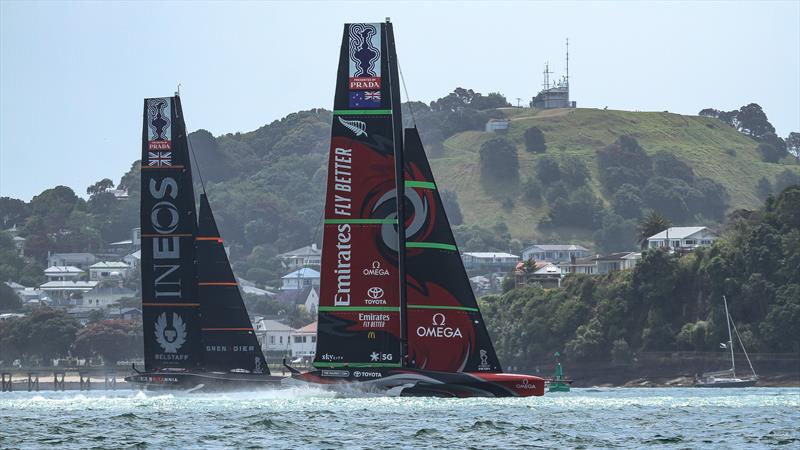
(386, 17, 391, 23)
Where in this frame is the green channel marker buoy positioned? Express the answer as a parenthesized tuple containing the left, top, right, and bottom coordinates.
(548, 352, 571, 393)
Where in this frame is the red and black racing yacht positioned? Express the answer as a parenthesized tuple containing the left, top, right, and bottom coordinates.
(285, 20, 544, 397)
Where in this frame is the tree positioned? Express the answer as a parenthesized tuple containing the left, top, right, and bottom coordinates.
(758, 142, 783, 163)
(596, 135, 653, 191)
(440, 190, 464, 225)
(737, 103, 775, 139)
(523, 127, 546, 153)
(756, 177, 774, 201)
(0, 309, 79, 362)
(638, 211, 671, 249)
(479, 137, 519, 180)
(559, 156, 590, 187)
(786, 132, 800, 160)
(774, 170, 800, 193)
(652, 151, 695, 183)
(72, 320, 142, 364)
(0, 282, 21, 311)
(86, 178, 115, 196)
(535, 156, 561, 184)
(612, 184, 644, 219)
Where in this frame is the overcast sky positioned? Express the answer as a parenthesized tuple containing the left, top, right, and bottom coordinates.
(1, 1, 798, 201)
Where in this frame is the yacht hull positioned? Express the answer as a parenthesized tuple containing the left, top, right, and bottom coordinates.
(286, 367, 545, 397)
(125, 371, 284, 392)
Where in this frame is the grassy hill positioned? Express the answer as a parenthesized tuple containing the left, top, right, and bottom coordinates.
(427, 107, 799, 243)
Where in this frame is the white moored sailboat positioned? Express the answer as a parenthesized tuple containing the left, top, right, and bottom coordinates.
(695, 296, 758, 388)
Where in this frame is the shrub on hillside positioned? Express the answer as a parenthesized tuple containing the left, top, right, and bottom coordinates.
(479, 137, 519, 180)
(523, 126, 546, 153)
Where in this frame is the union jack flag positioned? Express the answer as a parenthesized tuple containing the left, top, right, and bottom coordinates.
(364, 91, 381, 100)
(148, 152, 172, 166)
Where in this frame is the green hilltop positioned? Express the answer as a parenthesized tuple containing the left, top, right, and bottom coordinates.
(430, 107, 799, 243)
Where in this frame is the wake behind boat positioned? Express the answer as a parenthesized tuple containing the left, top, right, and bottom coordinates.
(285, 20, 544, 397)
(125, 96, 282, 391)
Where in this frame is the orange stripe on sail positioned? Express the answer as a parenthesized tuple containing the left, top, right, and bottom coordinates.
(198, 282, 238, 286)
(197, 236, 223, 242)
(142, 303, 200, 307)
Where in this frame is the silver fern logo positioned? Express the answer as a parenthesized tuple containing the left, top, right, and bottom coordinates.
(338, 117, 368, 137)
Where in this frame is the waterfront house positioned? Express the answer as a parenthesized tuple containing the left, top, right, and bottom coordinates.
(290, 322, 317, 360)
(522, 244, 589, 263)
(278, 244, 322, 270)
(461, 252, 520, 271)
(647, 227, 718, 251)
(255, 319, 293, 354)
(47, 252, 97, 270)
(280, 268, 321, 290)
(88, 261, 132, 281)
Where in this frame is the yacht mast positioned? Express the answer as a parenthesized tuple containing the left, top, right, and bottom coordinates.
(723, 295, 736, 376)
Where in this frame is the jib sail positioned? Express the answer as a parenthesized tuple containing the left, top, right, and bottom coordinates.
(402, 127, 502, 373)
(197, 194, 269, 374)
(313, 22, 404, 369)
(140, 96, 202, 371)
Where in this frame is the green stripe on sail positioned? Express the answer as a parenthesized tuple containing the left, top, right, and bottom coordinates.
(319, 306, 401, 312)
(405, 180, 436, 190)
(407, 304, 479, 312)
(333, 110, 392, 115)
(406, 242, 458, 251)
(313, 362, 402, 368)
(324, 218, 397, 225)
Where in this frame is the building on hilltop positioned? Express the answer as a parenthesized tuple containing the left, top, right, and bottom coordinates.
(278, 244, 321, 270)
(559, 252, 642, 275)
(647, 227, 718, 252)
(530, 39, 576, 110)
(522, 244, 589, 263)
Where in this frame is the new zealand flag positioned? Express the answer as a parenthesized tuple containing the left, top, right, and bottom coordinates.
(349, 91, 381, 108)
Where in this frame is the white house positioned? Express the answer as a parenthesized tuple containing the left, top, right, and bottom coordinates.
(278, 244, 322, 269)
(647, 227, 718, 251)
(44, 266, 85, 281)
(281, 268, 320, 290)
(89, 261, 132, 281)
(82, 286, 137, 308)
(255, 319, 293, 353)
(559, 252, 642, 275)
(123, 250, 141, 268)
(461, 252, 520, 270)
(39, 280, 99, 305)
(47, 253, 97, 270)
(290, 322, 317, 360)
(485, 118, 510, 132)
(522, 244, 589, 263)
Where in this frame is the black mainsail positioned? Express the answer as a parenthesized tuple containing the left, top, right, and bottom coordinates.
(140, 96, 202, 371)
(197, 194, 269, 374)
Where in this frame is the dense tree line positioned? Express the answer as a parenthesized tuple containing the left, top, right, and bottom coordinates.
(0, 308, 143, 365)
(699, 103, 796, 163)
(481, 186, 800, 368)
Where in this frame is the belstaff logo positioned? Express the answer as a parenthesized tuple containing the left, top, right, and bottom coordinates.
(416, 313, 463, 338)
(155, 312, 187, 353)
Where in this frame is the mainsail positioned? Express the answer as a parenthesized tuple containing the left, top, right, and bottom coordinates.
(197, 194, 269, 374)
(314, 22, 404, 369)
(140, 96, 202, 371)
(402, 128, 501, 372)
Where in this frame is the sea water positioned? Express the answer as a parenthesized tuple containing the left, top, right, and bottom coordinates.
(1, 388, 798, 449)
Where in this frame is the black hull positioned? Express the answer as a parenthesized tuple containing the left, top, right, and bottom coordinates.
(287, 367, 545, 398)
(125, 371, 284, 392)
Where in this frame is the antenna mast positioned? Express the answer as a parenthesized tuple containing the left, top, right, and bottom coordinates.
(565, 38, 569, 88)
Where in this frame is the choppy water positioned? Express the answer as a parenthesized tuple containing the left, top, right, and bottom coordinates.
(1, 387, 798, 449)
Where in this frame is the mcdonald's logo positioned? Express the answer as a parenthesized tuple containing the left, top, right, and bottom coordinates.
(367, 331, 376, 339)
